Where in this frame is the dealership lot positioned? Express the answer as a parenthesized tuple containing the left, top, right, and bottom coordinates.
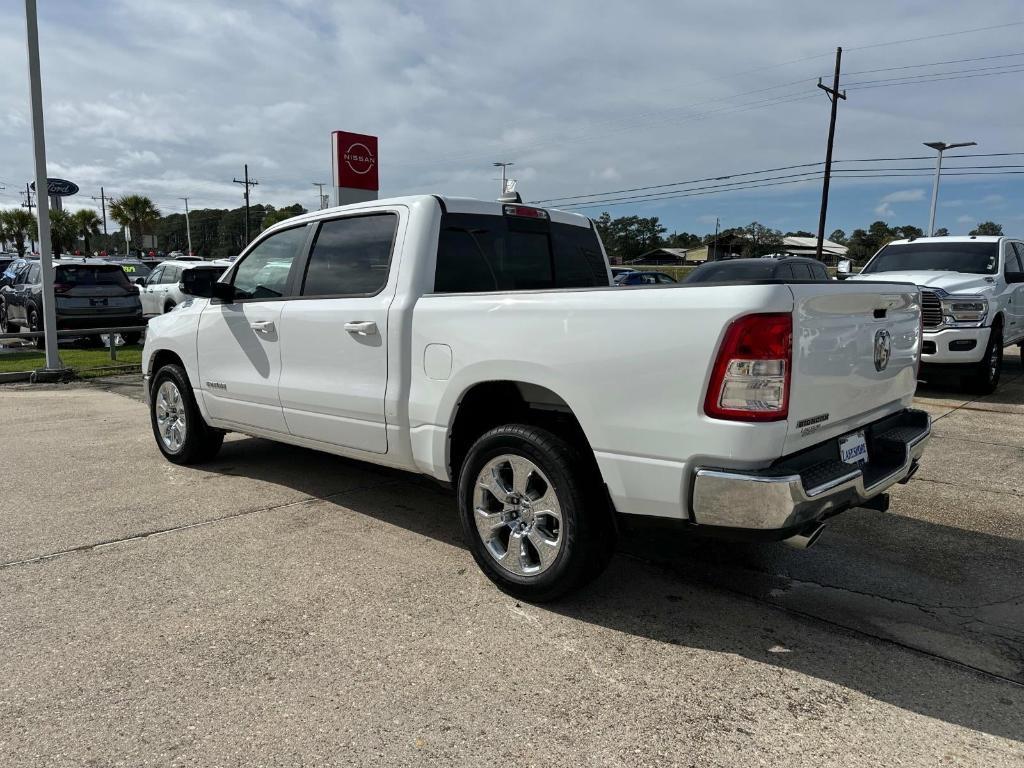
(1, 363, 1022, 766)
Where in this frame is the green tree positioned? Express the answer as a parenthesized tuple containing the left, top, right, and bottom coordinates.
(969, 221, 1003, 236)
(48, 209, 78, 255)
(1, 209, 36, 256)
(71, 209, 102, 253)
(933, 227, 950, 237)
(737, 221, 783, 258)
(261, 204, 306, 231)
(828, 229, 847, 245)
(109, 194, 161, 249)
(785, 230, 815, 238)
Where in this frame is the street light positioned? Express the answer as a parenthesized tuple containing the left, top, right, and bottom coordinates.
(924, 140, 976, 235)
(493, 162, 514, 196)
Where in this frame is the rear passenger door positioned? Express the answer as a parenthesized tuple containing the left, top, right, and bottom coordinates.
(1005, 243, 1024, 343)
(277, 211, 403, 454)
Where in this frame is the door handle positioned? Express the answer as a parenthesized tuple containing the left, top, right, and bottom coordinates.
(344, 320, 377, 335)
(249, 320, 276, 334)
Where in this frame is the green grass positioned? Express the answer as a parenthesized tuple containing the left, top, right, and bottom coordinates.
(0, 344, 143, 377)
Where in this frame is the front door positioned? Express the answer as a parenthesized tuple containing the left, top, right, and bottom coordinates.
(277, 212, 401, 453)
(141, 266, 164, 315)
(196, 224, 309, 433)
(1007, 242, 1024, 344)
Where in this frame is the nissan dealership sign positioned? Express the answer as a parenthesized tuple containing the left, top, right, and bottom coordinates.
(332, 130, 379, 204)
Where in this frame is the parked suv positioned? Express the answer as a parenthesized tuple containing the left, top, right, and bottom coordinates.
(0, 258, 144, 347)
(140, 260, 228, 316)
(850, 236, 1024, 393)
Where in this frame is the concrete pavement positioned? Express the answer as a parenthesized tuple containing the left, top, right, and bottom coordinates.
(1, 365, 1022, 766)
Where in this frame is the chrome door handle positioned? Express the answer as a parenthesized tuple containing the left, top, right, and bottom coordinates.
(344, 320, 377, 335)
(249, 320, 276, 334)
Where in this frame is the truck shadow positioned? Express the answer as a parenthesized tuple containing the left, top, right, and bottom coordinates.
(916, 350, 1023, 404)
(206, 438, 1024, 743)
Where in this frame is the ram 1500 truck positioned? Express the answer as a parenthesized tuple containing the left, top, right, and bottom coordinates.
(142, 195, 931, 600)
(849, 235, 1024, 394)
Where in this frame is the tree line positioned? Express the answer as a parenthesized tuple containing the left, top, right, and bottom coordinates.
(0, 195, 307, 260)
(593, 211, 1006, 262)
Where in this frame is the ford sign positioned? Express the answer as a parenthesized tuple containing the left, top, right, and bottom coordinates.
(30, 178, 79, 196)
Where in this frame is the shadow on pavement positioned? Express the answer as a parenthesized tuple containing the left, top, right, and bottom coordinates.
(917, 350, 1023, 403)
(203, 436, 1024, 743)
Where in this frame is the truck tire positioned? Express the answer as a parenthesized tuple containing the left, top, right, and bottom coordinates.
(962, 326, 1002, 395)
(0, 302, 14, 333)
(457, 424, 615, 602)
(149, 363, 224, 464)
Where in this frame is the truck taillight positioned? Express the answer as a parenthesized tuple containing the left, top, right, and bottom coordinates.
(704, 313, 792, 422)
(53, 283, 72, 294)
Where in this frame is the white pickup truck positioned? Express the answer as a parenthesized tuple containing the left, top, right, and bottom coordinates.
(142, 195, 930, 600)
(849, 235, 1024, 393)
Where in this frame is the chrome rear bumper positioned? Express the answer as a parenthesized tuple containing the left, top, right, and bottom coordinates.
(690, 409, 930, 531)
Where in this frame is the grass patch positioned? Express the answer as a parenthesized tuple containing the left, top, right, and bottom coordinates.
(0, 344, 143, 376)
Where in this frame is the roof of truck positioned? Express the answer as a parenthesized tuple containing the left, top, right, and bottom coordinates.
(885, 235, 1004, 246)
(263, 194, 593, 233)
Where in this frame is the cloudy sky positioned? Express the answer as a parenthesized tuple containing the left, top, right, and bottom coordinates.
(1, 0, 1023, 237)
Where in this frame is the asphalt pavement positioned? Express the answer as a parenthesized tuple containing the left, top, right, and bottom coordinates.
(0, 359, 1022, 766)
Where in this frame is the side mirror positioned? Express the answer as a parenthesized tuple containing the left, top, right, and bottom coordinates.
(134, 277, 147, 286)
(180, 268, 222, 299)
(1006, 271, 1024, 284)
(211, 280, 235, 303)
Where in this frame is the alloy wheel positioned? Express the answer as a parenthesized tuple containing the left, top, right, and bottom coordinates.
(473, 454, 563, 577)
(155, 380, 188, 453)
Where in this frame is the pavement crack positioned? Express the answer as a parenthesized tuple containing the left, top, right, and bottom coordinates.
(0, 478, 405, 571)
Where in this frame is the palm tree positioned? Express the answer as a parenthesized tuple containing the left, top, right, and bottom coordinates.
(1, 209, 36, 256)
(109, 194, 160, 250)
(71, 208, 103, 253)
(48, 209, 79, 256)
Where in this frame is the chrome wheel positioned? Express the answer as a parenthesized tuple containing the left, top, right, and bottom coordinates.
(474, 454, 563, 577)
(155, 381, 187, 453)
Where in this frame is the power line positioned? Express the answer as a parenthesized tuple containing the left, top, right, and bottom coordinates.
(845, 21, 1024, 52)
(844, 61, 1024, 87)
(837, 50, 1024, 77)
(847, 65, 1024, 91)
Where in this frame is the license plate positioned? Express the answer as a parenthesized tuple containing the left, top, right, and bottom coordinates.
(839, 431, 869, 465)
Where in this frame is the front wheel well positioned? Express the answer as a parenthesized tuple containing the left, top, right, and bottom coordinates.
(148, 349, 185, 380)
(447, 381, 598, 486)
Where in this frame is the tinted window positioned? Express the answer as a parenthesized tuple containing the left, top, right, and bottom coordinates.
(684, 260, 777, 283)
(812, 263, 830, 280)
(793, 263, 815, 280)
(1005, 244, 1024, 273)
(655, 273, 676, 284)
(863, 242, 999, 275)
(232, 225, 307, 300)
(119, 262, 151, 279)
(147, 266, 164, 286)
(301, 214, 397, 297)
(160, 266, 180, 284)
(776, 264, 795, 280)
(434, 213, 607, 293)
(54, 265, 131, 288)
(28, 264, 41, 283)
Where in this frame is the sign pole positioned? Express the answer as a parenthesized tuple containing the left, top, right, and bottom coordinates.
(24, 0, 60, 369)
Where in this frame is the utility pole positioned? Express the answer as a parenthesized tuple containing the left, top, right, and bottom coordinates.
(179, 196, 193, 255)
(493, 161, 514, 196)
(21, 182, 36, 251)
(815, 47, 846, 261)
(313, 182, 328, 210)
(712, 217, 720, 261)
(91, 186, 108, 234)
(232, 164, 259, 246)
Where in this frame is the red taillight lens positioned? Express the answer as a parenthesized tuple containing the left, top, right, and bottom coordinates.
(53, 282, 72, 294)
(704, 312, 792, 422)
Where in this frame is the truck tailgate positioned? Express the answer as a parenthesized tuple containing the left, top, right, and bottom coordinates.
(784, 282, 921, 455)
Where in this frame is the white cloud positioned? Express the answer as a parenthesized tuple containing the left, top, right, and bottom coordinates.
(879, 189, 926, 204)
(956, 214, 976, 224)
(874, 202, 895, 217)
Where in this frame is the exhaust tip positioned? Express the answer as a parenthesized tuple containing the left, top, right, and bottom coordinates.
(783, 522, 826, 550)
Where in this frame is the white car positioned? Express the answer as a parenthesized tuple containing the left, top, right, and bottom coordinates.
(139, 260, 227, 316)
(142, 195, 930, 600)
(850, 236, 1024, 393)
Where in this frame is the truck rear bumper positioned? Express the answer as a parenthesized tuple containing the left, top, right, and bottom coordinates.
(690, 408, 930, 531)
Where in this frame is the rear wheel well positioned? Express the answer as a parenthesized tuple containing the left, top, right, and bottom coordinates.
(447, 381, 598, 486)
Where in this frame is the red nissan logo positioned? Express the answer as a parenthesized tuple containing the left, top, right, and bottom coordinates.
(343, 142, 375, 175)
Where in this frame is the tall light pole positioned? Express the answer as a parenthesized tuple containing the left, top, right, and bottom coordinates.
(493, 161, 514, 196)
(178, 196, 193, 255)
(924, 140, 976, 235)
(24, 0, 60, 370)
(312, 182, 327, 210)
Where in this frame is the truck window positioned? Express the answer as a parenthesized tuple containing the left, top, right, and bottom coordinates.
(231, 225, 308, 300)
(863, 242, 998, 275)
(301, 214, 398, 297)
(434, 213, 607, 293)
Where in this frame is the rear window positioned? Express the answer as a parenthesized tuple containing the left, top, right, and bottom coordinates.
(119, 262, 151, 278)
(55, 265, 132, 288)
(863, 242, 999, 275)
(684, 260, 777, 283)
(434, 213, 608, 293)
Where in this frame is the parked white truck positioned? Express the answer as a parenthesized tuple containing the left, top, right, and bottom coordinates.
(849, 235, 1024, 394)
(142, 195, 930, 599)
